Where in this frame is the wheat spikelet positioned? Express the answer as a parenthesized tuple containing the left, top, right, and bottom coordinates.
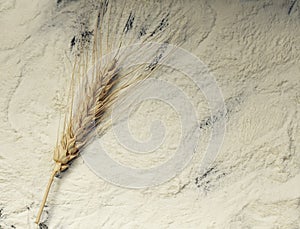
(35, 0, 193, 224)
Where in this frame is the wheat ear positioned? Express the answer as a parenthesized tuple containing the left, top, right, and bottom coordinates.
(35, 0, 191, 224)
(35, 59, 120, 223)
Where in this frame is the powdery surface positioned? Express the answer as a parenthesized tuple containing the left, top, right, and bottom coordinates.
(0, 0, 300, 228)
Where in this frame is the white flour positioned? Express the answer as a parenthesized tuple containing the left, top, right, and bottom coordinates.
(0, 0, 299, 228)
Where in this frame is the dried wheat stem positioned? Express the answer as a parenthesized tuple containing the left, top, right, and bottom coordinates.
(35, 162, 62, 224)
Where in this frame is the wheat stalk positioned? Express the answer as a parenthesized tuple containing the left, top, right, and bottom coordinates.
(35, 0, 192, 224)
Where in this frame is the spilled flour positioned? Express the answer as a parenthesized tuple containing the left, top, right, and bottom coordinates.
(0, 0, 300, 228)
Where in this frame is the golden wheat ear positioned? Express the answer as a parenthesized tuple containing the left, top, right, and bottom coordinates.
(35, 0, 193, 224)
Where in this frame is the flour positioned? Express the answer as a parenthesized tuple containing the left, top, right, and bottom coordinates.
(0, 0, 299, 228)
